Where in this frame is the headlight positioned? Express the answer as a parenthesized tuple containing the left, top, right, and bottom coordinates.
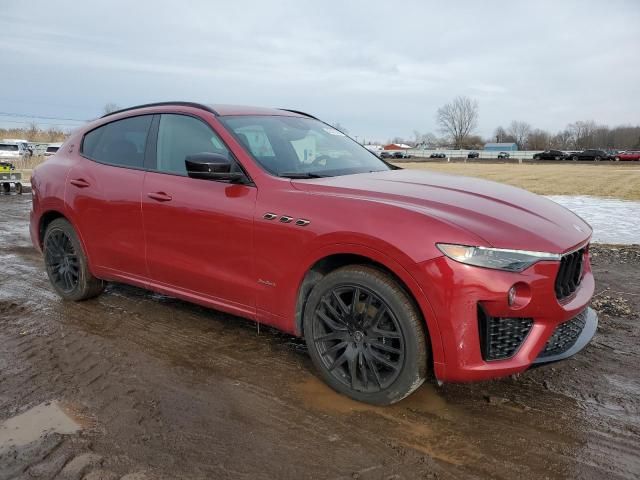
(436, 243, 561, 272)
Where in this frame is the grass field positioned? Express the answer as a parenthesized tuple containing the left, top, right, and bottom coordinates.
(398, 162, 640, 200)
(12, 158, 640, 201)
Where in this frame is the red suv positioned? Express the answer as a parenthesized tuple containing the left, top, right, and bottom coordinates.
(30, 102, 597, 405)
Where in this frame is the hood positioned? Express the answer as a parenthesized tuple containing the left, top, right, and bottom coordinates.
(292, 169, 591, 253)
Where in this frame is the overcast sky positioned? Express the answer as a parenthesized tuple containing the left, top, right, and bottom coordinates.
(1, 0, 639, 141)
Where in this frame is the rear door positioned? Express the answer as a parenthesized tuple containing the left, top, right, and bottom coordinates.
(66, 115, 153, 280)
(141, 113, 257, 315)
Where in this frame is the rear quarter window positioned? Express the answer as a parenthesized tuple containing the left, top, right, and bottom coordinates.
(82, 115, 153, 168)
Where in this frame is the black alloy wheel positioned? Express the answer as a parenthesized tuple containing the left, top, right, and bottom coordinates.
(45, 229, 80, 293)
(43, 218, 105, 301)
(312, 285, 405, 392)
(303, 265, 427, 405)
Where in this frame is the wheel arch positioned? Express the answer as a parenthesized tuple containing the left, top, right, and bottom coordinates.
(294, 246, 445, 372)
(38, 209, 68, 248)
(38, 209, 94, 275)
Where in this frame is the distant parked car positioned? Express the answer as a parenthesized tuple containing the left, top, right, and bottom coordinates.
(497, 152, 510, 159)
(570, 149, 612, 161)
(533, 150, 566, 161)
(467, 151, 479, 159)
(615, 150, 640, 161)
(44, 143, 62, 157)
(429, 152, 446, 158)
(393, 151, 411, 159)
(0, 142, 28, 160)
(379, 151, 393, 159)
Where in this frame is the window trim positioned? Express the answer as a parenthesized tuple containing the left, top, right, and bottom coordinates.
(147, 112, 254, 184)
(79, 113, 155, 172)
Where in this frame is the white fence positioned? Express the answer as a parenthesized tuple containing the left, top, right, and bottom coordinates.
(404, 149, 547, 160)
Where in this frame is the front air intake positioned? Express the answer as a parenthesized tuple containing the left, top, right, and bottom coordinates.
(478, 306, 533, 361)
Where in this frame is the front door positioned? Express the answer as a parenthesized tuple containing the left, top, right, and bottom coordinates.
(142, 113, 257, 314)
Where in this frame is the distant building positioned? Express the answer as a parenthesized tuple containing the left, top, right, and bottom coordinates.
(364, 145, 383, 153)
(383, 143, 412, 150)
(484, 142, 518, 151)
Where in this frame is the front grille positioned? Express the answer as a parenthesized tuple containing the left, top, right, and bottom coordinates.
(479, 307, 533, 361)
(555, 247, 586, 300)
(538, 310, 587, 358)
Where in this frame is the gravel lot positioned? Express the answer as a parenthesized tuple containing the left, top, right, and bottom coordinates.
(1, 193, 639, 479)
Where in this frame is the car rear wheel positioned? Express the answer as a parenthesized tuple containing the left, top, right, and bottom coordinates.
(303, 265, 428, 405)
(615, 156, 620, 161)
(595, 156, 601, 161)
(572, 155, 578, 161)
(43, 218, 105, 301)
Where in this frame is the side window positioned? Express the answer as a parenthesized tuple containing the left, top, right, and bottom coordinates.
(82, 115, 152, 168)
(156, 114, 230, 175)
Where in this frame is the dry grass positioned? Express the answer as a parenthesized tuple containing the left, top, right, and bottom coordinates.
(397, 162, 640, 200)
(12, 159, 640, 200)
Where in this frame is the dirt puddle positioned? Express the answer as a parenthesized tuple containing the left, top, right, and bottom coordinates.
(0, 401, 86, 452)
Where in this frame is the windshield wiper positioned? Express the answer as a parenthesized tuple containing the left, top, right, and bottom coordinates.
(279, 172, 328, 179)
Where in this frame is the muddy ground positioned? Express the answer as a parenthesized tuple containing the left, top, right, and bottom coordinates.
(0, 193, 638, 480)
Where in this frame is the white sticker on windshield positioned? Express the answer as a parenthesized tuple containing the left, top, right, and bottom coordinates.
(323, 127, 345, 136)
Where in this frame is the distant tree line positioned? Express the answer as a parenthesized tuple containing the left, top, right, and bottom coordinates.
(0, 122, 67, 143)
(386, 96, 640, 151)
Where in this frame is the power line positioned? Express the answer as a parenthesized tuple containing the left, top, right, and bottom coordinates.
(0, 119, 79, 128)
(0, 111, 89, 123)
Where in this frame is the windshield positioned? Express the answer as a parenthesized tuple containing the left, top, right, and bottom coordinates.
(0, 144, 19, 152)
(220, 115, 391, 177)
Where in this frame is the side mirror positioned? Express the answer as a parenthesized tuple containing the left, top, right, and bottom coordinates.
(185, 152, 246, 182)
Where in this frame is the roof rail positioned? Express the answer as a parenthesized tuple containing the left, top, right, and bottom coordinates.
(278, 109, 319, 120)
(101, 102, 218, 118)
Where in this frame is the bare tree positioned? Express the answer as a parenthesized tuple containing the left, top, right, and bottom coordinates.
(507, 121, 532, 149)
(436, 96, 479, 148)
(412, 130, 438, 147)
(102, 103, 121, 115)
(527, 129, 551, 150)
(493, 126, 516, 144)
(26, 121, 39, 140)
(567, 120, 598, 149)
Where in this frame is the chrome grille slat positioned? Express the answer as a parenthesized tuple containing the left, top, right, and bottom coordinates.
(555, 247, 586, 300)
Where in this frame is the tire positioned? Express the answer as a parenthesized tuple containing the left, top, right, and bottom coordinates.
(303, 265, 428, 405)
(615, 156, 620, 162)
(1, 183, 9, 194)
(43, 218, 105, 301)
(554, 156, 560, 160)
(595, 156, 601, 162)
(15, 182, 22, 194)
(572, 155, 578, 161)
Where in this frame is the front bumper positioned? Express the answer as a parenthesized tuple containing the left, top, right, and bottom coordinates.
(414, 252, 596, 382)
(532, 307, 597, 365)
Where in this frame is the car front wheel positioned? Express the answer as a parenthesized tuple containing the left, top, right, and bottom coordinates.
(303, 265, 428, 405)
(43, 218, 105, 301)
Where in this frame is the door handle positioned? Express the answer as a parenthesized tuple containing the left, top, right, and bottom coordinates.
(70, 178, 90, 188)
(147, 192, 172, 202)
